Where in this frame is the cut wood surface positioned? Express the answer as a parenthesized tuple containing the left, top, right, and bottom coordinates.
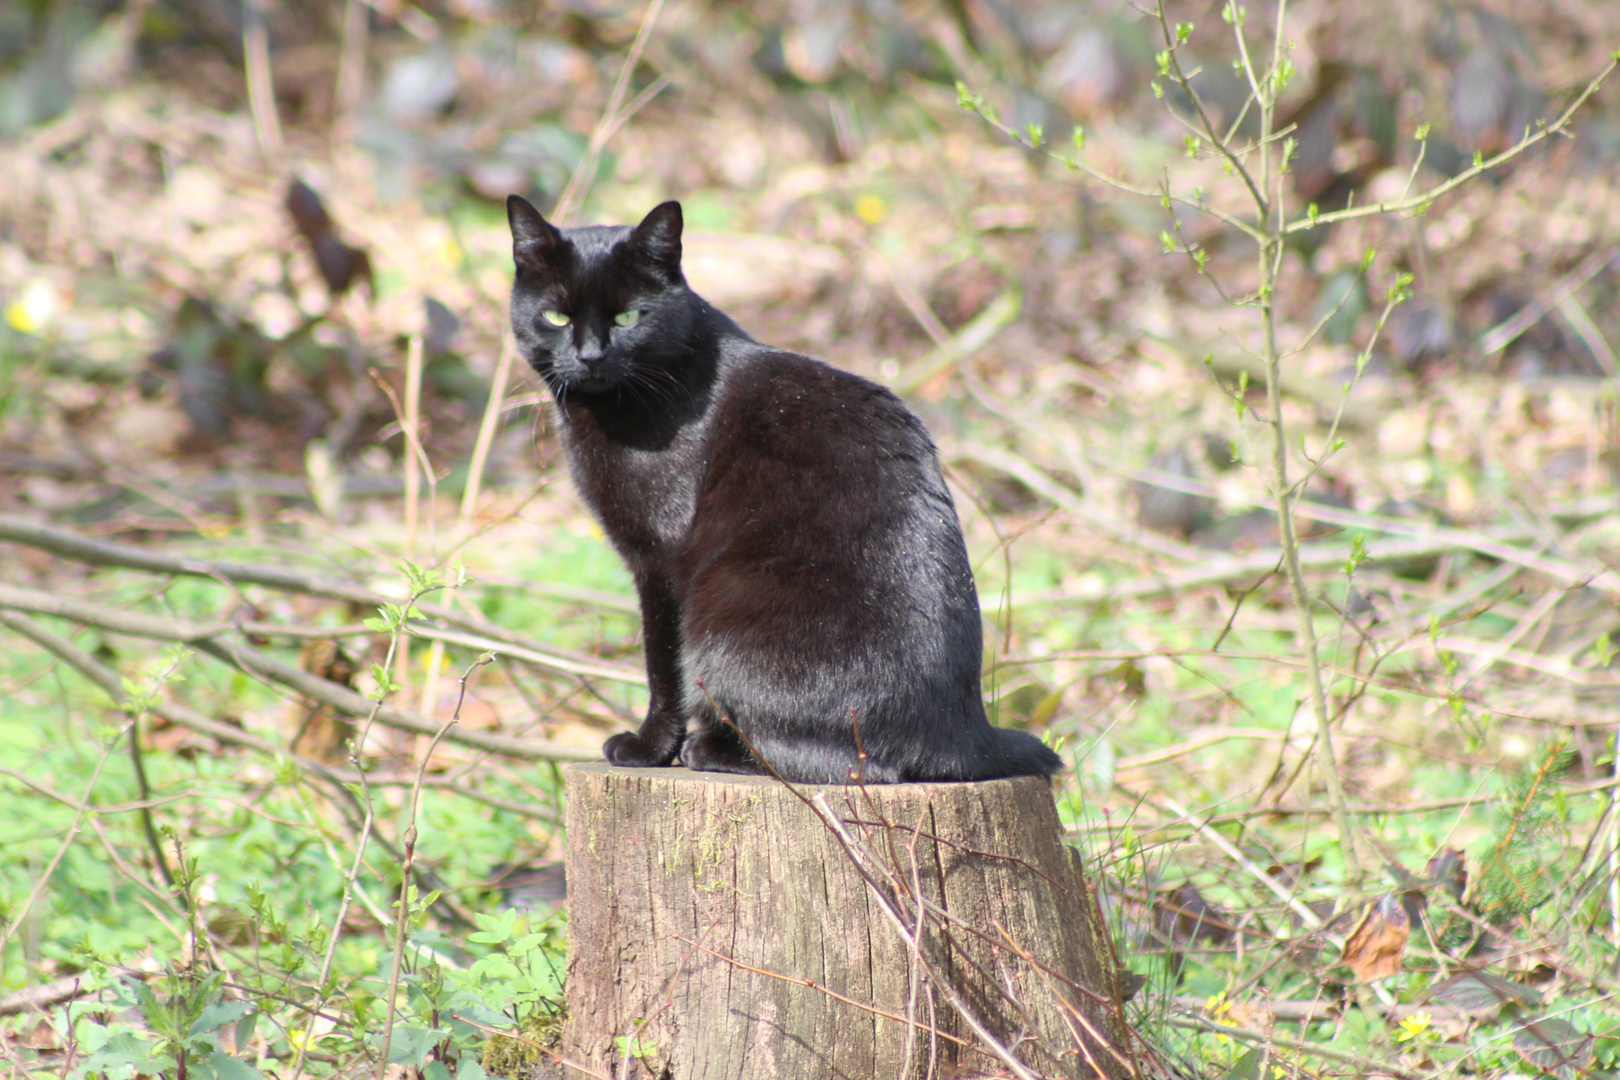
(558, 763, 1131, 1080)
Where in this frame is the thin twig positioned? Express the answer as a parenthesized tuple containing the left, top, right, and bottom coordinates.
(0, 719, 130, 960)
(0, 584, 596, 761)
(376, 704, 464, 1080)
(1479, 246, 1619, 355)
(1166, 1014, 1425, 1080)
(551, 0, 669, 223)
(448, 333, 518, 561)
(1280, 55, 1620, 233)
(0, 514, 626, 676)
(242, 0, 283, 163)
(1159, 796, 1333, 938)
(670, 936, 975, 1050)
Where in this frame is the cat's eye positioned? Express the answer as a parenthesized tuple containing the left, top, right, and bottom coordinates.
(541, 310, 570, 327)
(614, 310, 641, 328)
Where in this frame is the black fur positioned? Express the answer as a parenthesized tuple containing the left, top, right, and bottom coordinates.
(507, 196, 1062, 784)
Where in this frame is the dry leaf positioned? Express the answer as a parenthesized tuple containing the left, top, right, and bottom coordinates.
(1340, 892, 1410, 982)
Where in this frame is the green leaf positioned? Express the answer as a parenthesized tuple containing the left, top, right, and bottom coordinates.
(1342, 533, 1368, 576)
(1025, 122, 1044, 148)
(1176, 22, 1193, 43)
(379, 1026, 450, 1066)
(397, 560, 444, 596)
(191, 1003, 254, 1037)
(234, 1012, 259, 1058)
(1274, 56, 1297, 94)
(1415, 122, 1431, 140)
(208, 1053, 267, 1080)
(615, 1035, 659, 1059)
(470, 956, 522, 981)
(132, 981, 166, 1028)
(78, 1030, 173, 1080)
(1072, 127, 1086, 152)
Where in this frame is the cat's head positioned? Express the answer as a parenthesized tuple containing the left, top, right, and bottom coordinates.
(507, 196, 695, 397)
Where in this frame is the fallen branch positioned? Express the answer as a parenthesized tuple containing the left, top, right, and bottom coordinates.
(1143, 336, 1385, 429)
(1009, 532, 1510, 605)
(1165, 1014, 1425, 1080)
(0, 514, 633, 679)
(0, 610, 570, 820)
(953, 443, 1209, 563)
(1006, 505, 1612, 606)
(0, 587, 596, 763)
(1479, 247, 1620, 356)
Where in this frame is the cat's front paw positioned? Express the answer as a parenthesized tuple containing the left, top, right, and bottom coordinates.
(603, 731, 680, 768)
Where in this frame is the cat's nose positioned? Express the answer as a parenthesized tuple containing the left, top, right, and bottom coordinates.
(577, 331, 607, 366)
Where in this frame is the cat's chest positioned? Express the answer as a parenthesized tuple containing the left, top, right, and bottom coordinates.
(560, 418, 706, 554)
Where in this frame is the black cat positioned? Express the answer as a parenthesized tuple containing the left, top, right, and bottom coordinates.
(507, 196, 1062, 784)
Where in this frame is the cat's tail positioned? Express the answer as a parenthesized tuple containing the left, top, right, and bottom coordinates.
(985, 726, 1065, 779)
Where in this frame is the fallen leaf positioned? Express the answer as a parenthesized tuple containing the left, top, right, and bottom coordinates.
(1341, 893, 1410, 981)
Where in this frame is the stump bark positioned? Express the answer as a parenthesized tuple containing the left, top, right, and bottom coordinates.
(557, 763, 1131, 1079)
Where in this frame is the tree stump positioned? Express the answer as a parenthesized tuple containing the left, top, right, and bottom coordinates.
(556, 763, 1132, 1079)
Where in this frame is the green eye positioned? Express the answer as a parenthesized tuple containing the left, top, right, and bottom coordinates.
(614, 309, 641, 328)
(541, 310, 570, 327)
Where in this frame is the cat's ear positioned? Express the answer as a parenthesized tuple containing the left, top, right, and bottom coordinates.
(631, 201, 683, 280)
(508, 195, 562, 271)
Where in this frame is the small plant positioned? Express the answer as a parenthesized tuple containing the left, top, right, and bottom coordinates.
(73, 971, 261, 1080)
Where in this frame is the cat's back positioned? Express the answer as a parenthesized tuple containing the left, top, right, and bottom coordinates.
(684, 342, 964, 613)
(707, 345, 937, 485)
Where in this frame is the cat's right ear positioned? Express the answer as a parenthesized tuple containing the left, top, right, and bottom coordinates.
(632, 201, 684, 281)
(508, 195, 562, 272)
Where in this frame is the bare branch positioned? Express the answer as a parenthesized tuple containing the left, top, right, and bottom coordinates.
(0, 514, 632, 680)
(1282, 55, 1620, 233)
(0, 585, 597, 762)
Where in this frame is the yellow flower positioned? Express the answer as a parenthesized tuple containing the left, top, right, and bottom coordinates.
(1396, 1011, 1432, 1043)
(5, 280, 60, 334)
(854, 194, 887, 224)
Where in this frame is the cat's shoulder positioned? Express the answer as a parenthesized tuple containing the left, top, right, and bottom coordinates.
(708, 344, 929, 464)
(721, 344, 907, 417)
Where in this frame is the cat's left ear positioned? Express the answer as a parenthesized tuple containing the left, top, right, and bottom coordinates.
(632, 201, 683, 281)
(508, 195, 563, 272)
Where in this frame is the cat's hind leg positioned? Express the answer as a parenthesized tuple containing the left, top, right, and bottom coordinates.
(679, 705, 766, 775)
